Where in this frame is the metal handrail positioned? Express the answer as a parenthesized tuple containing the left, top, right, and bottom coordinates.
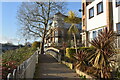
(7, 51, 38, 79)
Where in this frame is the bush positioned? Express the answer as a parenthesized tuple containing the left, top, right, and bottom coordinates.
(66, 48, 76, 60)
(80, 47, 89, 51)
(32, 41, 40, 50)
(2, 47, 36, 78)
(65, 47, 96, 63)
(80, 46, 95, 53)
(63, 56, 71, 63)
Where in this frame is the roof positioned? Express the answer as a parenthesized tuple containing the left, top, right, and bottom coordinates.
(55, 12, 67, 17)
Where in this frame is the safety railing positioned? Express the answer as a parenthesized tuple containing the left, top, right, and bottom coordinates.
(7, 51, 38, 80)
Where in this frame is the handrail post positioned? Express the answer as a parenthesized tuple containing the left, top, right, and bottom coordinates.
(12, 69, 16, 80)
(7, 73, 12, 80)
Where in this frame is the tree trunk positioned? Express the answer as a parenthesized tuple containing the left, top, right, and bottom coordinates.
(73, 33, 77, 54)
(40, 24, 47, 54)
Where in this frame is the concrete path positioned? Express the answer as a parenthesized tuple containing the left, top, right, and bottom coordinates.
(34, 54, 80, 79)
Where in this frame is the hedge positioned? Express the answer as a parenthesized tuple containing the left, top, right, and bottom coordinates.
(80, 46, 95, 53)
(65, 46, 95, 60)
(66, 48, 76, 60)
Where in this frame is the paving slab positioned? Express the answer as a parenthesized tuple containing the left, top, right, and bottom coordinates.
(34, 54, 80, 79)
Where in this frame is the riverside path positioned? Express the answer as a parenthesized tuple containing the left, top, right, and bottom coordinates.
(34, 54, 80, 80)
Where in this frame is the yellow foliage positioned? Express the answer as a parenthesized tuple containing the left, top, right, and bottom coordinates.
(32, 41, 40, 50)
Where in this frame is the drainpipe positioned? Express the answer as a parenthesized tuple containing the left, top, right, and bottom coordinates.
(106, 0, 113, 31)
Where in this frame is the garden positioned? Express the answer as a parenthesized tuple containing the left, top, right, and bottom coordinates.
(45, 11, 120, 79)
(1, 42, 39, 79)
(61, 28, 120, 79)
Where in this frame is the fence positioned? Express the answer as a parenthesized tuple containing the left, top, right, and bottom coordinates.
(7, 51, 39, 80)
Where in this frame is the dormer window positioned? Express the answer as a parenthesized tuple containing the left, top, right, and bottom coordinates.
(97, 2, 103, 15)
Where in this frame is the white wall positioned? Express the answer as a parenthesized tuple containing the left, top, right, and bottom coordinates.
(86, 0, 107, 31)
(112, 0, 120, 31)
(55, 37, 58, 43)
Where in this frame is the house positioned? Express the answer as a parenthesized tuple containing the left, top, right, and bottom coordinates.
(81, 0, 120, 48)
(45, 12, 82, 47)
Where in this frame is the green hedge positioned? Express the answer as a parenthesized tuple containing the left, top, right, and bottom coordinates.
(66, 48, 76, 60)
(65, 46, 95, 60)
(115, 49, 120, 54)
(80, 46, 95, 53)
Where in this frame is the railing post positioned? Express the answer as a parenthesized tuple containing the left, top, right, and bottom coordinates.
(12, 69, 16, 80)
(7, 51, 38, 79)
(7, 73, 12, 80)
(58, 54, 61, 62)
(36, 52, 38, 64)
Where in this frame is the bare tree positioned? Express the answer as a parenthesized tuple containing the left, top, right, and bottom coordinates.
(17, 2, 66, 54)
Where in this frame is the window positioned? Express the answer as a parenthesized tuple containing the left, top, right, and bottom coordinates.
(93, 31, 96, 39)
(55, 31, 58, 36)
(116, 0, 120, 7)
(116, 23, 120, 34)
(97, 2, 103, 15)
(89, 7, 94, 19)
(98, 29, 102, 34)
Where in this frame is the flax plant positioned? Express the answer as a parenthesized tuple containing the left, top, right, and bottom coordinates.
(87, 27, 116, 78)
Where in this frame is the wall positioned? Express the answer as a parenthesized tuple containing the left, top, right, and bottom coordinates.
(112, 0, 120, 31)
(86, 0, 107, 31)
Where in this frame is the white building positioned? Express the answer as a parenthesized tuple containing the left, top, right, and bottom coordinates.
(82, 0, 120, 48)
(45, 12, 82, 47)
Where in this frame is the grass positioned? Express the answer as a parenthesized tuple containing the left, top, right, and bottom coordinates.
(1, 46, 36, 78)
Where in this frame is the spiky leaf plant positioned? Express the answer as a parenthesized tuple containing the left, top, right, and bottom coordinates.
(87, 27, 116, 78)
(74, 50, 87, 70)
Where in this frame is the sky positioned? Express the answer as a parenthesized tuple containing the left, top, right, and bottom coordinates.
(0, 2, 82, 45)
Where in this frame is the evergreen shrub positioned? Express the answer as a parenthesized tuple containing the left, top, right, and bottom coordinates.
(32, 41, 40, 50)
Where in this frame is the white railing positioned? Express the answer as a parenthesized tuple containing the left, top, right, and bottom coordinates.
(7, 51, 38, 80)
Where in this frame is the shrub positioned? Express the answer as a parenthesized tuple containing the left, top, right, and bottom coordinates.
(63, 56, 71, 62)
(32, 41, 40, 50)
(74, 50, 87, 69)
(80, 46, 95, 53)
(80, 47, 89, 51)
(66, 48, 76, 60)
(115, 49, 120, 54)
(2, 47, 36, 79)
(2, 60, 17, 78)
(65, 47, 95, 61)
(87, 28, 116, 78)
